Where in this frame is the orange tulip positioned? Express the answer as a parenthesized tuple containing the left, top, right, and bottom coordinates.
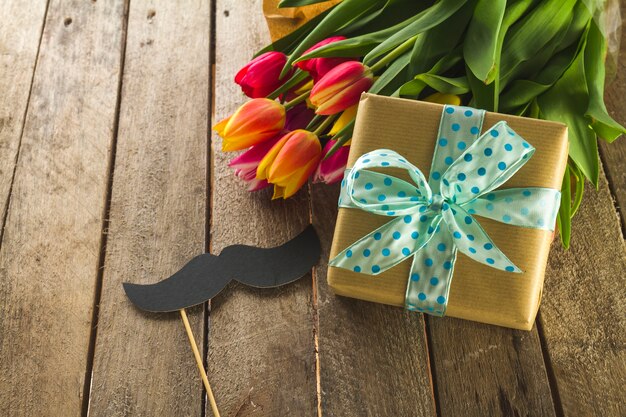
(213, 98, 286, 151)
(257, 129, 322, 199)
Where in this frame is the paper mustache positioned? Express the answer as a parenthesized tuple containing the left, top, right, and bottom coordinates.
(123, 225, 321, 312)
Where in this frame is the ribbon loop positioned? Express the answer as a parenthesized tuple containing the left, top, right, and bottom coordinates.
(332, 105, 561, 316)
(440, 122, 535, 204)
(329, 212, 438, 275)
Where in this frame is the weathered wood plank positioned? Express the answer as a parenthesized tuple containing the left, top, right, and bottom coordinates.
(538, 7, 626, 414)
(0, 1, 126, 415)
(311, 183, 437, 417)
(539, 166, 626, 417)
(0, 0, 48, 230)
(87, 1, 210, 415)
(208, 1, 317, 415)
(598, 0, 626, 226)
(428, 318, 555, 417)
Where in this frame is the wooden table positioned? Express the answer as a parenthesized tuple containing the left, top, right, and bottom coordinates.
(1, 1, 624, 416)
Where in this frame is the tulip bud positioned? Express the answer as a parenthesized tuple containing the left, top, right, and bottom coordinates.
(296, 36, 352, 82)
(213, 98, 286, 152)
(235, 52, 291, 98)
(309, 61, 373, 115)
(257, 129, 322, 199)
(314, 139, 350, 185)
(423, 92, 462, 106)
(329, 104, 358, 136)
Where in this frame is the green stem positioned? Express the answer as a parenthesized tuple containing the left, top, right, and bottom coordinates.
(284, 90, 310, 110)
(313, 114, 338, 136)
(369, 35, 418, 73)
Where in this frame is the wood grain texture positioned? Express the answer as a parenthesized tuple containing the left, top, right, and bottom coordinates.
(598, 0, 626, 226)
(539, 167, 626, 417)
(538, 5, 626, 414)
(208, 1, 317, 416)
(428, 318, 555, 417)
(0, 0, 47, 227)
(87, 1, 210, 415)
(311, 183, 437, 417)
(0, 1, 126, 415)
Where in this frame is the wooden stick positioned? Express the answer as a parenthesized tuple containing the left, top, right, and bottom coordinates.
(180, 309, 221, 417)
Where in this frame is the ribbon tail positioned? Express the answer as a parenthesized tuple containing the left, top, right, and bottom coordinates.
(443, 203, 521, 273)
(405, 220, 455, 316)
(462, 187, 561, 231)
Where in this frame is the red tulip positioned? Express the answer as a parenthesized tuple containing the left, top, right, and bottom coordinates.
(314, 139, 350, 185)
(284, 103, 316, 131)
(309, 61, 373, 115)
(296, 36, 352, 81)
(235, 52, 291, 98)
(213, 98, 285, 151)
(257, 130, 322, 199)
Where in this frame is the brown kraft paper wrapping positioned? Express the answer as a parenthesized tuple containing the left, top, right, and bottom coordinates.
(263, 0, 341, 42)
(328, 94, 569, 330)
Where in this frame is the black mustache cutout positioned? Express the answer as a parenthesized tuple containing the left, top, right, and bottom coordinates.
(123, 225, 321, 312)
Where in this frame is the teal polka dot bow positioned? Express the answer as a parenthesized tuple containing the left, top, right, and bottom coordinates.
(330, 105, 561, 316)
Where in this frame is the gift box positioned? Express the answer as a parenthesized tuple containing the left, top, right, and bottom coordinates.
(328, 94, 568, 330)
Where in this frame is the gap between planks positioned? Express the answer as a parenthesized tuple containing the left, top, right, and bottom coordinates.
(0, 0, 50, 249)
(80, 1, 131, 416)
(203, 0, 218, 416)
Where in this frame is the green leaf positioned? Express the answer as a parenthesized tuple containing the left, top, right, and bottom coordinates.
(369, 50, 411, 94)
(293, 14, 420, 61)
(569, 162, 585, 218)
(429, 47, 464, 74)
(557, 164, 572, 249)
(499, 44, 580, 112)
(280, 0, 386, 77)
(408, 1, 473, 76)
(467, 68, 497, 111)
(584, 20, 626, 143)
(500, 0, 577, 81)
(555, 0, 594, 53)
(363, 0, 468, 65)
(267, 70, 309, 99)
(343, 0, 429, 36)
(325, 119, 355, 157)
(279, 0, 331, 6)
(537, 25, 599, 186)
(400, 74, 469, 97)
(465, 0, 536, 111)
(463, 0, 506, 82)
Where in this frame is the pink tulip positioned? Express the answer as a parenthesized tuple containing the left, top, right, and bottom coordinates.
(228, 134, 284, 191)
(314, 140, 350, 185)
(257, 130, 322, 199)
(309, 61, 373, 115)
(296, 36, 352, 81)
(235, 52, 291, 98)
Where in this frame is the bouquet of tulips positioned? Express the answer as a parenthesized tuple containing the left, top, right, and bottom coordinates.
(213, 0, 623, 247)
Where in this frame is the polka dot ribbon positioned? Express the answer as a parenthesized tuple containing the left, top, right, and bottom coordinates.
(329, 105, 561, 317)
